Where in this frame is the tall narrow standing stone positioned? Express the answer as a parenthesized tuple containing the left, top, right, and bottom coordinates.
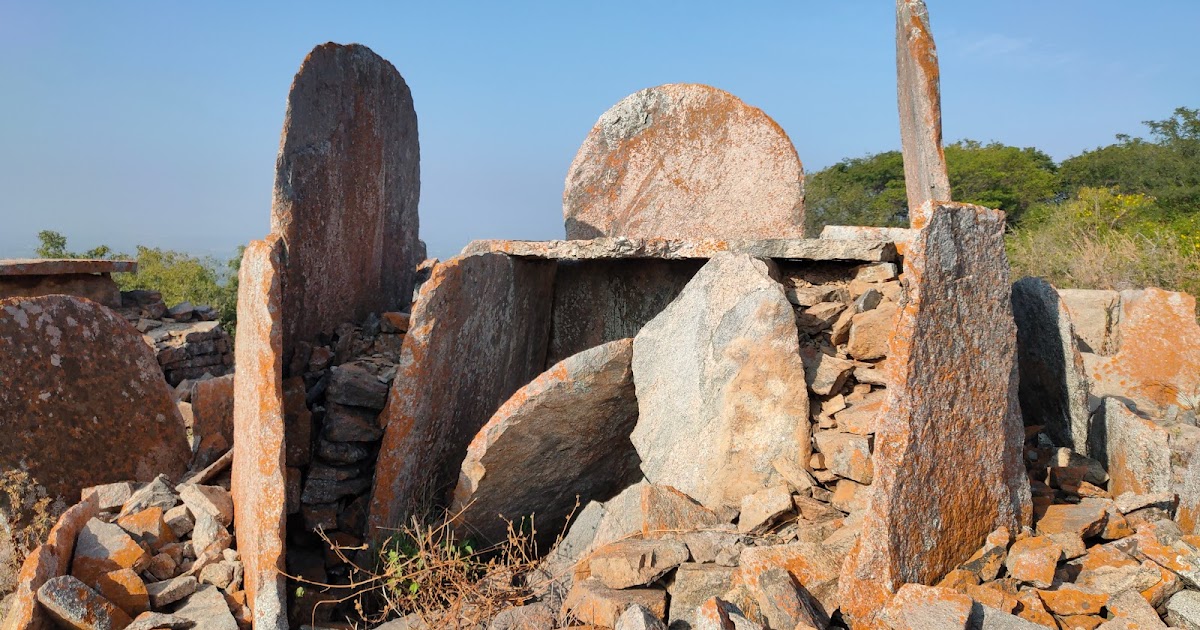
(839, 203, 1032, 629)
(896, 0, 951, 227)
(368, 253, 556, 543)
(271, 42, 421, 367)
(563, 83, 805, 240)
(230, 235, 287, 630)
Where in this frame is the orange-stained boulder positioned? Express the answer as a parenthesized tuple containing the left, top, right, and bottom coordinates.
(230, 235, 288, 630)
(190, 374, 234, 459)
(563, 83, 804, 240)
(0, 295, 189, 541)
(896, 0, 951, 227)
(838, 202, 1032, 628)
(271, 42, 422, 368)
(368, 253, 555, 543)
(2, 495, 98, 630)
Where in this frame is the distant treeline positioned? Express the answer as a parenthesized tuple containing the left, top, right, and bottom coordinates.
(807, 106, 1200, 298)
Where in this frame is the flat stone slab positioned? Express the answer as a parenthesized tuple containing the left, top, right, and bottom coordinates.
(462, 238, 897, 262)
(450, 338, 641, 547)
(839, 202, 1032, 627)
(0, 296, 189, 504)
(0, 258, 137, 276)
(563, 83, 804, 241)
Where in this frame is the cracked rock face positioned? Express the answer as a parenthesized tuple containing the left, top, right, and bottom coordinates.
(563, 83, 805, 240)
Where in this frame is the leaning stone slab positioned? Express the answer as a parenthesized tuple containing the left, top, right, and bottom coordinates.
(896, 0, 951, 226)
(563, 83, 804, 240)
(450, 339, 641, 547)
(462, 237, 897, 263)
(2, 495, 99, 630)
(1088, 397, 1172, 497)
(0, 295, 189, 505)
(1084, 288, 1200, 415)
(230, 235, 287, 630)
(1011, 277, 1092, 454)
(839, 202, 1032, 628)
(630, 252, 811, 512)
(369, 253, 556, 542)
(271, 42, 422, 366)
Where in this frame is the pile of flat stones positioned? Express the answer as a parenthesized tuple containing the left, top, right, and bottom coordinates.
(285, 311, 408, 622)
(118, 290, 233, 386)
(33, 457, 246, 630)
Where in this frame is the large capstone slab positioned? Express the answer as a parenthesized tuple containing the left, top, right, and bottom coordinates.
(563, 84, 804, 240)
(271, 42, 422, 367)
(0, 295, 189, 505)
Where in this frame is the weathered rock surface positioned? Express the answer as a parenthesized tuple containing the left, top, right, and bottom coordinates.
(450, 339, 641, 546)
(561, 577, 666, 628)
(896, 0, 951, 226)
(563, 83, 803, 240)
(1012, 277, 1092, 454)
(668, 563, 736, 630)
(840, 202, 1032, 627)
(587, 538, 690, 590)
(463, 238, 898, 263)
(4, 494, 99, 630)
(190, 375, 234, 457)
(36, 575, 133, 630)
(171, 584, 237, 630)
(1057, 289, 1121, 356)
(370, 253, 556, 541)
(880, 584, 971, 630)
(1089, 397, 1172, 497)
(1084, 288, 1200, 415)
(0, 295, 189, 506)
(631, 253, 810, 511)
(271, 42, 422, 366)
(229, 235, 288, 630)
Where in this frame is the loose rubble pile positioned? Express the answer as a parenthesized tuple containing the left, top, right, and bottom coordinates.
(25, 457, 247, 630)
(117, 290, 234, 386)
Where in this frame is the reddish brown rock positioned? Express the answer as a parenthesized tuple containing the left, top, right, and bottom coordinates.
(879, 584, 972, 630)
(731, 542, 841, 616)
(561, 578, 666, 628)
(839, 203, 1032, 628)
(190, 374, 234, 457)
(91, 569, 149, 619)
(450, 339, 641, 547)
(563, 83, 804, 240)
(1005, 537, 1062, 589)
(271, 42, 422, 366)
(229, 235, 288, 630)
(71, 519, 151, 586)
(3, 495, 99, 630)
(0, 295, 189, 504)
(1084, 288, 1200, 414)
(896, 0, 951, 227)
(369, 253, 555, 542)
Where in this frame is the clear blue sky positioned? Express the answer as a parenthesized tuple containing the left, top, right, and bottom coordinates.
(2, 1, 1198, 260)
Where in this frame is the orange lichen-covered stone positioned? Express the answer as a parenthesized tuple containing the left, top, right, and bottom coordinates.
(563, 83, 804, 240)
(369, 253, 555, 542)
(0, 295, 190, 503)
(880, 584, 973, 630)
(839, 203, 1032, 629)
(271, 42, 422, 367)
(230, 234, 288, 630)
(2, 495, 98, 630)
(896, 1, 951, 226)
(1084, 288, 1200, 414)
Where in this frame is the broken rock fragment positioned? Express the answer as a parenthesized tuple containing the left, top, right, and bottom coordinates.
(36, 574, 134, 630)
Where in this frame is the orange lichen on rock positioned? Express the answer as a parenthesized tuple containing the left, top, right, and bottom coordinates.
(838, 202, 1031, 629)
(896, 0, 951, 227)
(230, 234, 288, 630)
(2, 494, 98, 630)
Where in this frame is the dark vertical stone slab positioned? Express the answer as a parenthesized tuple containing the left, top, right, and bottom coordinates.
(368, 254, 556, 541)
(271, 42, 421, 368)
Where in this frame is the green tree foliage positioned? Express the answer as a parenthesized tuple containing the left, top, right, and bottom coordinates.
(944, 141, 1058, 222)
(1060, 107, 1200, 217)
(35, 230, 68, 258)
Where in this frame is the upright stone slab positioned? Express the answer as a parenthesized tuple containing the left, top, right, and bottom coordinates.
(1011, 277, 1092, 454)
(450, 339, 641, 547)
(896, 0, 951, 226)
(368, 253, 556, 541)
(1088, 397, 1172, 497)
(230, 235, 287, 630)
(0, 296, 189, 504)
(1084, 288, 1200, 415)
(563, 84, 805, 240)
(630, 253, 811, 512)
(271, 42, 421, 367)
(839, 203, 1032, 629)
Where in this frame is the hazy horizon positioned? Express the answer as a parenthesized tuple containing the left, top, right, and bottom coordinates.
(3, 1, 1198, 261)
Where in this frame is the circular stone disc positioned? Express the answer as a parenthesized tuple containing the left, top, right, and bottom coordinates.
(563, 83, 805, 240)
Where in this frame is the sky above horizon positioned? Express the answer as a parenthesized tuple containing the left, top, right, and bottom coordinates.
(2, 1, 1198, 261)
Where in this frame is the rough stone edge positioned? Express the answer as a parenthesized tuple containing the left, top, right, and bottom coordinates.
(2, 494, 99, 630)
(461, 238, 897, 262)
(0, 259, 137, 276)
(230, 234, 288, 630)
(897, 0, 951, 227)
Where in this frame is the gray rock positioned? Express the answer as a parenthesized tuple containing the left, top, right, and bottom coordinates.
(587, 539, 690, 590)
(326, 364, 390, 410)
(1057, 288, 1121, 355)
(127, 612, 196, 630)
(616, 604, 667, 630)
(315, 439, 371, 464)
(486, 603, 556, 630)
(146, 575, 198, 608)
(82, 482, 137, 512)
(450, 339, 641, 548)
(120, 475, 179, 517)
(1012, 277, 1093, 454)
(75, 517, 151, 576)
(322, 402, 384, 441)
(178, 484, 233, 527)
(975, 604, 1049, 629)
(630, 253, 810, 511)
(1089, 397, 1172, 496)
(171, 584, 237, 630)
(301, 475, 371, 504)
(36, 575, 133, 630)
(668, 564, 736, 630)
(1167, 589, 1200, 630)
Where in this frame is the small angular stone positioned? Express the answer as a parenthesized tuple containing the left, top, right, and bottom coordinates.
(146, 575, 198, 608)
(164, 505, 194, 539)
(615, 604, 667, 630)
(587, 539, 689, 589)
(1167, 589, 1200, 630)
(126, 612, 195, 630)
(880, 584, 972, 630)
(83, 482, 137, 512)
(1004, 536, 1062, 589)
(1036, 585, 1107, 616)
(322, 402, 384, 441)
(172, 584, 238, 630)
(178, 484, 233, 527)
(814, 431, 873, 484)
(738, 484, 794, 533)
(561, 578, 666, 628)
(846, 303, 897, 361)
(1035, 499, 1109, 538)
(92, 568, 150, 618)
(326, 363, 390, 410)
(117, 507, 177, 551)
(668, 564, 737, 630)
(73, 518, 152, 585)
(120, 475, 178, 517)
